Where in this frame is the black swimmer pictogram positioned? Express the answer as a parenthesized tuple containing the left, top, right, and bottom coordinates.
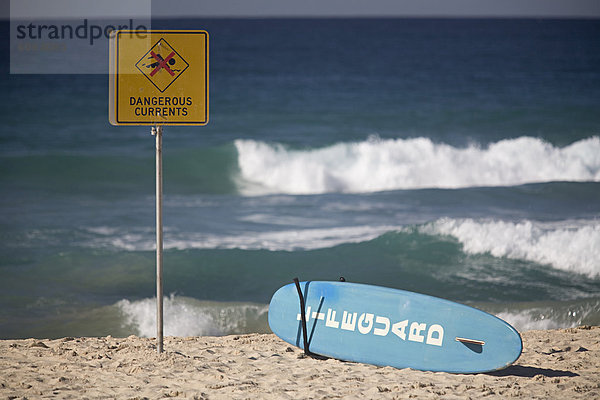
(135, 38, 190, 93)
(142, 52, 182, 75)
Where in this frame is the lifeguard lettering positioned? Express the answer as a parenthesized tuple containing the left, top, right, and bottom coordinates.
(297, 307, 445, 347)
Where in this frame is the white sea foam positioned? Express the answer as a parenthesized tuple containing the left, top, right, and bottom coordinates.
(90, 224, 402, 252)
(235, 136, 600, 195)
(88, 218, 599, 278)
(423, 218, 600, 277)
(495, 311, 576, 331)
(493, 299, 599, 331)
(165, 225, 402, 251)
(116, 296, 595, 336)
(117, 295, 269, 337)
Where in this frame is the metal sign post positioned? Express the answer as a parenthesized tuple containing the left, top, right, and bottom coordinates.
(109, 30, 208, 354)
(152, 124, 164, 353)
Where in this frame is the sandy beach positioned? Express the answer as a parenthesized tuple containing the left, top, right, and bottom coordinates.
(0, 326, 598, 399)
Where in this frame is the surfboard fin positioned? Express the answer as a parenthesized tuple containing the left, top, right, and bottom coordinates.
(456, 337, 485, 346)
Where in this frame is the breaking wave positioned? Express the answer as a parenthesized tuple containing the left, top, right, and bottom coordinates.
(423, 218, 600, 278)
(117, 295, 269, 337)
(235, 136, 600, 195)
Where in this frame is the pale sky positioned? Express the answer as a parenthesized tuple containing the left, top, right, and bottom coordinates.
(152, 0, 600, 18)
(3, 0, 600, 19)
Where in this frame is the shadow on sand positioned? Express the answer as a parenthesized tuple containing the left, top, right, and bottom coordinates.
(488, 365, 579, 378)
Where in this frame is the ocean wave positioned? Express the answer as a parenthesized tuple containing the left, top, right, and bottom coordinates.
(496, 311, 573, 331)
(90, 225, 402, 252)
(423, 218, 600, 278)
(490, 298, 600, 331)
(86, 217, 599, 278)
(114, 296, 599, 337)
(117, 295, 269, 337)
(235, 136, 600, 195)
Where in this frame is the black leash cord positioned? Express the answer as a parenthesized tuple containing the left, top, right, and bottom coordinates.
(293, 277, 311, 356)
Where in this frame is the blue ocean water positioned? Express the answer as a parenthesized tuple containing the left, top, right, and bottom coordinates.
(1, 18, 599, 339)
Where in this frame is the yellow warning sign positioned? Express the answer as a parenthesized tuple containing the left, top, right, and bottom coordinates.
(109, 30, 208, 126)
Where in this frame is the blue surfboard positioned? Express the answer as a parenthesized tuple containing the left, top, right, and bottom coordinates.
(268, 281, 522, 373)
